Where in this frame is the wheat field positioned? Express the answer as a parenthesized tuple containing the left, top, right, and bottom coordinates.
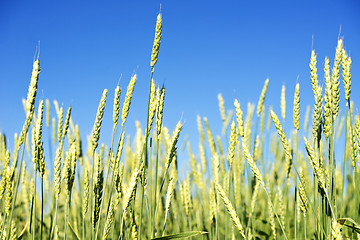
(0, 12, 359, 240)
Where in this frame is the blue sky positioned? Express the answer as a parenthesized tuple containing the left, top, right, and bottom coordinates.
(0, 1, 359, 169)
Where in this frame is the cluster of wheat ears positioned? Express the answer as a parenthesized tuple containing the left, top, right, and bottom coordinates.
(0, 12, 359, 240)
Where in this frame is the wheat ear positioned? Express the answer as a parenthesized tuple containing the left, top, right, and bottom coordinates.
(293, 83, 300, 131)
(256, 78, 269, 117)
(121, 74, 136, 128)
(324, 57, 332, 138)
(215, 183, 246, 238)
(150, 12, 162, 70)
(91, 89, 108, 150)
(270, 109, 292, 161)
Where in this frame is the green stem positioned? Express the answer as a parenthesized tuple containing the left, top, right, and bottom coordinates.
(83, 215, 85, 240)
(341, 106, 348, 214)
(152, 137, 160, 238)
(32, 169, 37, 240)
(6, 138, 27, 240)
(138, 66, 155, 240)
(304, 213, 307, 239)
(138, 181, 145, 240)
(40, 178, 43, 240)
(90, 150, 95, 240)
(118, 210, 126, 240)
(264, 187, 288, 240)
(290, 155, 327, 237)
(64, 198, 69, 240)
(50, 199, 58, 240)
(95, 124, 118, 240)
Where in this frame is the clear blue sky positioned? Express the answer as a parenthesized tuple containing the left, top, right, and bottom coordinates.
(1, 1, 359, 168)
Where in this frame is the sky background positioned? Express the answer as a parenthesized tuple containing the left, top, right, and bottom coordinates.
(0, 1, 359, 171)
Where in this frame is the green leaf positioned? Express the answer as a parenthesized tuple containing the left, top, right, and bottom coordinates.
(337, 218, 360, 234)
(151, 231, 208, 240)
(67, 221, 80, 240)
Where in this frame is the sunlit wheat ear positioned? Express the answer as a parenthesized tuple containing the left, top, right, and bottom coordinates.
(212, 152, 219, 184)
(146, 79, 157, 137)
(113, 85, 121, 127)
(332, 39, 343, 117)
(310, 50, 319, 95)
(351, 126, 357, 168)
(209, 183, 216, 224)
(123, 159, 143, 211)
(267, 188, 277, 239)
(64, 143, 76, 195)
(242, 141, 264, 186)
(117, 162, 124, 195)
(234, 99, 244, 138)
(0, 151, 9, 199)
(293, 83, 300, 131)
(216, 135, 224, 174)
(2, 219, 17, 240)
(218, 93, 226, 122)
(342, 49, 351, 104)
(25, 58, 40, 115)
(253, 135, 260, 162)
(256, 78, 269, 117)
(195, 163, 204, 192)
(62, 106, 71, 141)
(181, 174, 192, 216)
(164, 176, 176, 219)
(323, 57, 332, 138)
(250, 180, 261, 215)
(331, 219, 343, 240)
(91, 89, 108, 151)
(180, 176, 189, 216)
(45, 99, 50, 127)
(204, 117, 216, 156)
(57, 107, 63, 143)
(5, 166, 14, 216)
(34, 100, 45, 178)
(165, 121, 182, 170)
(93, 152, 104, 228)
(156, 86, 165, 136)
(102, 198, 115, 240)
(304, 136, 326, 191)
(150, 12, 162, 70)
(113, 131, 125, 170)
(197, 115, 205, 143)
(355, 116, 360, 158)
(187, 143, 196, 172)
(131, 220, 138, 239)
(270, 109, 291, 160)
(227, 120, 237, 166)
(75, 125, 82, 162)
(260, 105, 266, 134)
(121, 74, 136, 128)
(312, 85, 323, 140)
(281, 84, 286, 121)
(53, 100, 60, 116)
(298, 167, 308, 215)
(82, 169, 89, 217)
(9, 220, 17, 239)
(215, 183, 246, 239)
(54, 146, 62, 199)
